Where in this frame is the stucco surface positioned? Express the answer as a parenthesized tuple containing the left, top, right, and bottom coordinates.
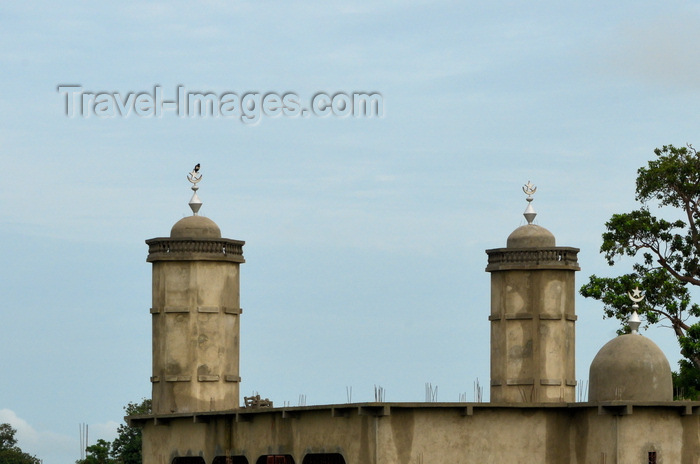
(149, 218, 244, 415)
(489, 269, 577, 403)
(171, 215, 222, 239)
(136, 404, 700, 464)
(589, 334, 673, 402)
(506, 224, 556, 248)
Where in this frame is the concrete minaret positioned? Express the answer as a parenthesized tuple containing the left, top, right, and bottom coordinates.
(146, 166, 245, 414)
(485, 182, 579, 403)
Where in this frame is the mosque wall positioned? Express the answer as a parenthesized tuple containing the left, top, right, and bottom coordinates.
(137, 404, 700, 464)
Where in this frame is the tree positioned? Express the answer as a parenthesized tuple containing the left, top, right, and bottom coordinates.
(0, 424, 17, 450)
(0, 423, 41, 464)
(76, 439, 115, 464)
(110, 399, 151, 464)
(580, 144, 700, 376)
(75, 398, 151, 464)
(672, 359, 700, 400)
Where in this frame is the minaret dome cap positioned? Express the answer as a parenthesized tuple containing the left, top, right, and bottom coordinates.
(170, 215, 222, 239)
(506, 224, 556, 248)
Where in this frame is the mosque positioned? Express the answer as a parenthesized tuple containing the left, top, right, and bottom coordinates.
(128, 171, 700, 463)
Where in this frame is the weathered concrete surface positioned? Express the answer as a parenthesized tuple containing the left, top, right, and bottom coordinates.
(170, 216, 222, 239)
(506, 224, 556, 248)
(147, 220, 245, 415)
(487, 260, 579, 403)
(133, 403, 700, 464)
(589, 334, 673, 402)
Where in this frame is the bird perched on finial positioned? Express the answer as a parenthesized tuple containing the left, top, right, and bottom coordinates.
(188, 164, 202, 185)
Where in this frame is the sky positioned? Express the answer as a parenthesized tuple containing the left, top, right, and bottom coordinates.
(2, 1, 700, 463)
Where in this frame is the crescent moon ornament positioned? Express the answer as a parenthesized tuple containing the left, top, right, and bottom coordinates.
(522, 181, 537, 197)
(627, 287, 644, 303)
(187, 165, 202, 185)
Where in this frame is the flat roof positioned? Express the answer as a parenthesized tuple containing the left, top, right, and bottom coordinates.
(127, 401, 700, 427)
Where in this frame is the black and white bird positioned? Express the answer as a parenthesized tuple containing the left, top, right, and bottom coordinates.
(194, 163, 200, 173)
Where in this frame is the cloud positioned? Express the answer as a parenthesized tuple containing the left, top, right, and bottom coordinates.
(0, 409, 73, 462)
(595, 12, 700, 91)
(0, 410, 118, 464)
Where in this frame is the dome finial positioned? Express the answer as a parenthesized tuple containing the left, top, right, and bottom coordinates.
(627, 287, 644, 334)
(187, 163, 202, 216)
(522, 180, 537, 224)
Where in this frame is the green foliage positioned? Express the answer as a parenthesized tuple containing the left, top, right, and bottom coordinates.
(673, 359, 700, 400)
(0, 423, 41, 464)
(76, 439, 115, 464)
(75, 398, 151, 464)
(0, 423, 18, 450)
(110, 399, 151, 464)
(580, 144, 700, 368)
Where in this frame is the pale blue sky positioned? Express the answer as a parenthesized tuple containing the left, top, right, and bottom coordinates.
(2, 1, 700, 463)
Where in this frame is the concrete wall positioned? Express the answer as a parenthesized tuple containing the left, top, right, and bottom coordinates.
(572, 406, 700, 463)
(141, 408, 378, 464)
(136, 403, 700, 464)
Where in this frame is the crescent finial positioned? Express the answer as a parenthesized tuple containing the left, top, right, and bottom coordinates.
(522, 181, 537, 224)
(627, 287, 644, 304)
(187, 163, 202, 185)
(522, 180, 537, 197)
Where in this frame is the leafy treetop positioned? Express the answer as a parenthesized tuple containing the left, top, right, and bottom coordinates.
(580, 144, 700, 373)
(0, 423, 41, 464)
(75, 398, 152, 464)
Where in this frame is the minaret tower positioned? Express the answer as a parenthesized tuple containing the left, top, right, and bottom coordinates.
(485, 182, 580, 403)
(146, 166, 245, 414)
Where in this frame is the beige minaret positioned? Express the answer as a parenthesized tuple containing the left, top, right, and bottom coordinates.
(485, 182, 579, 403)
(146, 167, 245, 414)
